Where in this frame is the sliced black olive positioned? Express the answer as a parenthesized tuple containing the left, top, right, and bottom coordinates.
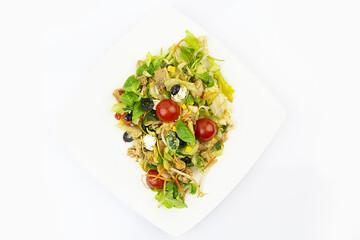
(182, 156, 191, 164)
(171, 84, 181, 95)
(166, 64, 174, 68)
(141, 98, 154, 112)
(123, 131, 134, 142)
(179, 139, 187, 148)
(125, 112, 132, 121)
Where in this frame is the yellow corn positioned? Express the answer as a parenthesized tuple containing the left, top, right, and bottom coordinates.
(181, 104, 187, 110)
(167, 66, 176, 73)
(172, 126, 176, 131)
(119, 119, 124, 125)
(154, 148, 158, 159)
(185, 146, 192, 153)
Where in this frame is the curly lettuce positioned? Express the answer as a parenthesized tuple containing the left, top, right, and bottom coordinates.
(207, 56, 234, 102)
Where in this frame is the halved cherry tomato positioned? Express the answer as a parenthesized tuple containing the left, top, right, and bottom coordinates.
(120, 112, 134, 126)
(156, 99, 180, 122)
(114, 113, 121, 120)
(146, 169, 164, 189)
(195, 118, 217, 142)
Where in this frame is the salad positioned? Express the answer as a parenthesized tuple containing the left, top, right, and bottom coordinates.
(111, 31, 234, 208)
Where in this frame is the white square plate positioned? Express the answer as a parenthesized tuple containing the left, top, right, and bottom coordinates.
(54, 7, 286, 236)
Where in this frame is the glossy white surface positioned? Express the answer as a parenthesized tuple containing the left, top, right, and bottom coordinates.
(54, 7, 286, 236)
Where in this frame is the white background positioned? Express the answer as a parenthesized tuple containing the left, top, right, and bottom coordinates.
(1, 0, 360, 239)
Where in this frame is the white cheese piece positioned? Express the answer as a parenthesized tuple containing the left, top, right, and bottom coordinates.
(143, 135, 156, 151)
(172, 85, 187, 102)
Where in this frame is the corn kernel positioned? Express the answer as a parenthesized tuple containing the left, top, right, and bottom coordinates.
(181, 104, 187, 110)
(172, 126, 176, 131)
(185, 146, 192, 153)
(119, 120, 124, 125)
(167, 66, 176, 73)
(154, 148, 158, 159)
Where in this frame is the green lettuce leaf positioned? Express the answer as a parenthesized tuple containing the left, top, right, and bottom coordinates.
(157, 155, 163, 165)
(147, 55, 165, 74)
(194, 72, 214, 87)
(155, 180, 187, 209)
(184, 30, 200, 50)
(144, 52, 152, 67)
(132, 101, 145, 125)
(207, 56, 223, 72)
(123, 75, 141, 93)
(176, 120, 195, 143)
(190, 51, 204, 71)
(189, 183, 197, 195)
(163, 147, 174, 170)
(147, 164, 157, 170)
(136, 64, 147, 76)
(120, 92, 140, 106)
(180, 46, 195, 55)
(111, 102, 127, 114)
(180, 52, 191, 63)
(193, 155, 205, 172)
(186, 95, 194, 105)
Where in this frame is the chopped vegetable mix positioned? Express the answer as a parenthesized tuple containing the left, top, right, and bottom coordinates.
(112, 31, 234, 208)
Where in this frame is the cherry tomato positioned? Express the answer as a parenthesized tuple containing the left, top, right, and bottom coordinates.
(195, 118, 217, 142)
(156, 99, 180, 122)
(120, 113, 134, 126)
(114, 113, 121, 120)
(200, 92, 204, 99)
(146, 169, 164, 189)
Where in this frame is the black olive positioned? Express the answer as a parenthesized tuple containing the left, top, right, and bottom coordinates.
(123, 131, 134, 142)
(141, 98, 154, 112)
(125, 112, 132, 121)
(171, 84, 181, 95)
(179, 139, 187, 148)
(182, 156, 191, 164)
(166, 64, 174, 68)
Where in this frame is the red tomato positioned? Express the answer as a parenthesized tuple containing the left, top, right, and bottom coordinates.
(114, 113, 121, 120)
(146, 169, 164, 189)
(120, 113, 134, 126)
(156, 99, 180, 122)
(195, 118, 217, 142)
